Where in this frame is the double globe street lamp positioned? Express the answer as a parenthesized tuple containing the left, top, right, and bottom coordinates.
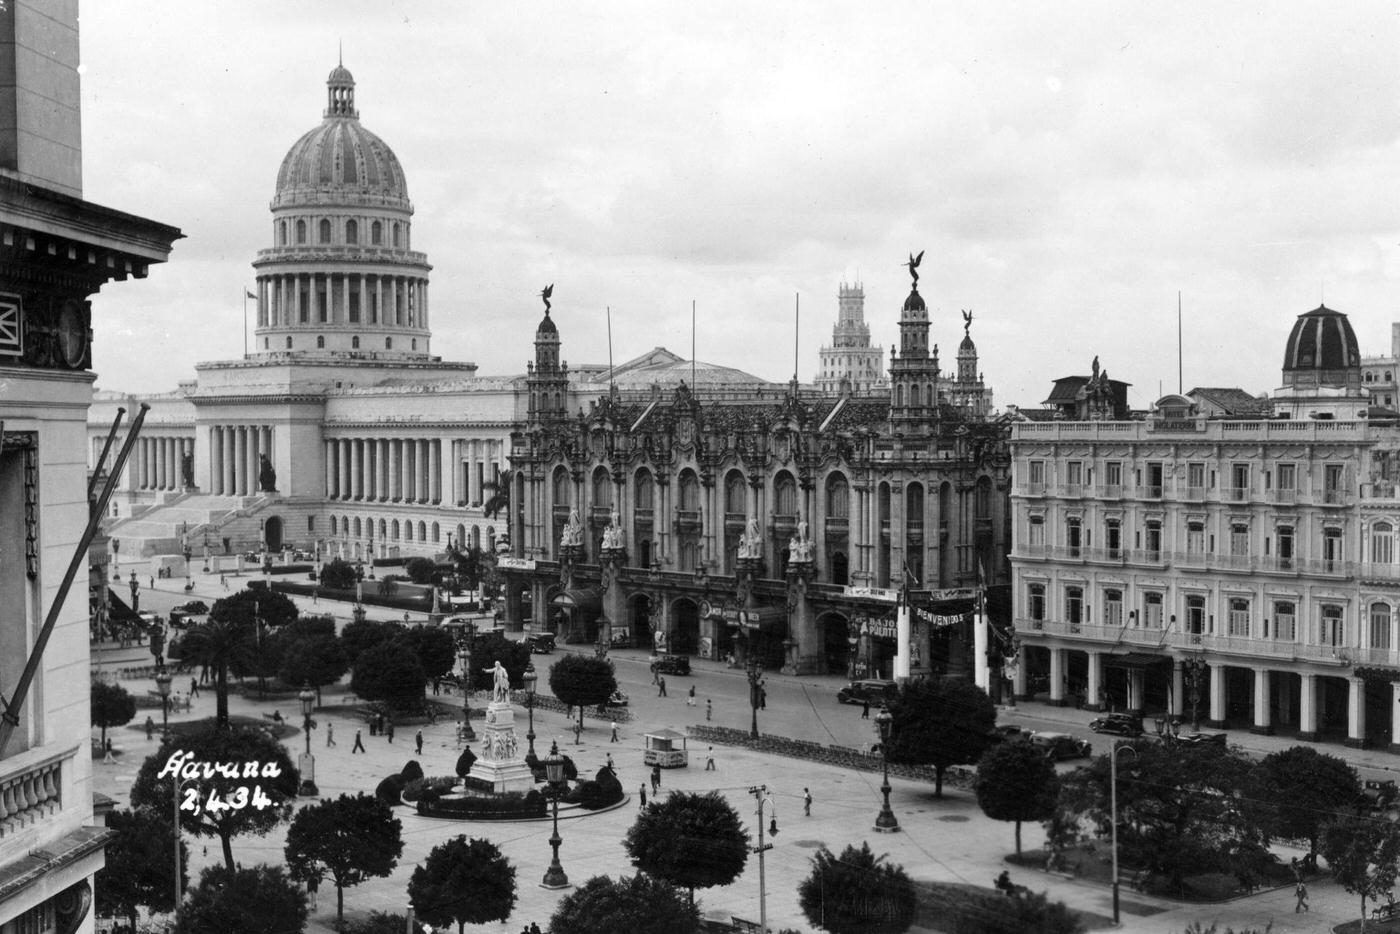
(874, 703, 900, 832)
(541, 740, 570, 890)
(523, 662, 537, 759)
(298, 683, 318, 797)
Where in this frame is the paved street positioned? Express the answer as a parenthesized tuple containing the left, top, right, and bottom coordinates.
(93, 572, 1392, 932)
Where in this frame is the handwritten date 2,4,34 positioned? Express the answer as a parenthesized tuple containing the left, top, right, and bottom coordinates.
(180, 785, 275, 816)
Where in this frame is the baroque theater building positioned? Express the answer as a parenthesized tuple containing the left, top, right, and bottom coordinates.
(500, 269, 1011, 678)
(1011, 303, 1400, 751)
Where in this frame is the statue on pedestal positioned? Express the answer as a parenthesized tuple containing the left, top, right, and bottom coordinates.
(602, 509, 625, 551)
(561, 508, 583, 548)
(258, 454, 277, 492)
(482, 659, 511, 704)
(738, 518, 763, 560)
(788, 521, 814, 564)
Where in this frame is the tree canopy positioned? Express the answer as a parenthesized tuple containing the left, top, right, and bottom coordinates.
(285, 793, 403, 928)
(797, 842, 917, 934)
(399, 625, 458, 682)
(1321, 812, 1400, 930)
(548, 874, 700, 934)
(350, 640, 427, 711)
(319, 558, 358, 590)
(178, 618, 258, 728)
(405, 557, 437, 584)
(339, 619, 405, 668)
(210, 588, 298, 630)
(95, 807, 187, 933)
(174, 864, 307, 934)
(91, 680, 136, 746)
(130, 726, 299, 870)
(975, 738, 1059, 855)
(548, 654, 618, 735)
(278, 634, 348, 701)
(407, 835, 516, 934)
(883, 676, 997, 796)
(1256, 745, 1360, 860)
(624, 790, 749, 901)
(467, 631, 532, 691)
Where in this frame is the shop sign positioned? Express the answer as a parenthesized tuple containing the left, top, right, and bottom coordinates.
(701, 600, 743, 625)
(497, 557, 536, 571)
(845, 585, 898, 603)
(914, 608, 971, 629)
(917, 588, 974, 603)
(857, 615, 898, 639)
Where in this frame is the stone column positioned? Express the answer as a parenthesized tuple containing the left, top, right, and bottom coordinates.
(1011, 661, 1027, 698)
(325, 441, 336, 498)
(389, 441, 401, 500)
(431, 439, 442, 504)
(1086, 651, 1103, 711)
(234, 427, 248, 496)
(377, 439, 389, 501)
(1251, 668, 1273, 735)
(1128, 669, 1145, 715)
(1171, 660, 1184, 717)
(1207, 662, 1226, 727)
(1048, 648, 1066, 706)
(1299, 673, 1318, 741)
(224, 427, 236, 495)
(1348, 675, 1367, 748)
(338, 439, 350, 501)
(211, 427, 222, 494)
(418, 439, 429, 503)
(248, 426, 260, 495)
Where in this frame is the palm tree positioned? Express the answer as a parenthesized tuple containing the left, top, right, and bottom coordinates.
(179, 618, 257, 728)
(482, 470, 511, 520)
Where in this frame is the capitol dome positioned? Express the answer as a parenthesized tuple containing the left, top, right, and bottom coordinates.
(272, 64, 410, 210)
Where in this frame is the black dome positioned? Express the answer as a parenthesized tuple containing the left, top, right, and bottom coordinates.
(535, 312, 557, 336)
(902, 288, 926, 313)
(1282, 305, 1360, 372)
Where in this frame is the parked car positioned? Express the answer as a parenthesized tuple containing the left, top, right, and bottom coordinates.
(1362, 779, 1399, 815)
(524, 632, 556, 654)
(1167, 730, 1228, 748)
(168, 600, 209, 628)
(649, 654, 691, 676)
(836, 679, 899, 706)
(603, 690, 629, 708)
(987, 723, 1025, 744)
(1028, 731, 1092, 761)
(1089, 713, 1145, 737)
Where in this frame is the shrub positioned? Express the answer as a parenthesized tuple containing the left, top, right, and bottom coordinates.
(405, 557, 437, 585)
(455, 748, 478, 778)
(402, 776, 457, 803)
(415, 789, 547, 819)
(401, 760, 424, 783)
(319, 558, 357, 590)
(375, 774, 406, 807)
(344, 912, 411, 934)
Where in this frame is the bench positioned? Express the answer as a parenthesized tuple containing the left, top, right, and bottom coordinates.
(261, 712, 286, 725)
(731, 918, 761, 934)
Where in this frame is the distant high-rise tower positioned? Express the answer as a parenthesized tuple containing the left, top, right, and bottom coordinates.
(816, 282, 885, 393)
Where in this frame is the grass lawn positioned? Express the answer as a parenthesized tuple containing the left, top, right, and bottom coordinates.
(1006, 844, 1299, 902)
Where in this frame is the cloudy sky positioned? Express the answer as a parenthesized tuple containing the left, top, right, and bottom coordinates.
(79, 2, 1400, 409)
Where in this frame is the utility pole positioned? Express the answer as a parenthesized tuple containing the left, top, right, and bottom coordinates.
(749, 784, 778, 934)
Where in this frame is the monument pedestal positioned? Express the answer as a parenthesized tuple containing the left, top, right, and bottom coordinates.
(466, 699, 535, 793)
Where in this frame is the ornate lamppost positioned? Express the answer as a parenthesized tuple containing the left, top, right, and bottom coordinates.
(457, 630, 476, 742)
(746, 656, 763, 740)
(1109, 741, 1139, 925)
(202, 529, 210, 573)
(298, 683, 318, 796)
(1183, 654, 1208, 732)
(129, 570, 140, 614)
(366, 535, 376, 578)
(873, 703, 900, 832)
(748, 784, 779, 934)
(523, 662, 537, 759)
(541, 740, 571, 889)
(154, 666, 172, 740)
(181, 523, 193, 591)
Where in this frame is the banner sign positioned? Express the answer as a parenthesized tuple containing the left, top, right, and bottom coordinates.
(916, 588, 975, 603)
(914, 608, 972, 629)
(855, 615, 898, 639)
(844, 585, 898, 603)
(497, 557, 536, 571)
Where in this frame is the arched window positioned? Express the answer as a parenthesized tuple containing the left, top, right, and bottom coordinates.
(352, 517, 362, 537)
(296, 220, 306, 244)
(1372, 521, 1395, 564)
(319, 218, 331, 244)
(392, 223, 401, 248)
(285, 336, 293, 349)
(910, 384, 920, 407)
(826, 473, 849, 519)
(896, 384, 904, 407)
(346, 219, 358, 244)
(592, 467, 612, 509)
(725, 471, 746, 515)
(316, 335, 325, 349)
(678, 470, 699, 510)
(391, 519, 400, 540)
(330, 516, 338, 535)
(431, 522, 440, 543)
(351, 336, 360, 349)
(405, 522, 414, 541)
(411, 339, 417, 350)
(634, 469, 654, 511)
(552, 466, 571, 511)
(279, 220, 287, 246)
(371, 221, 382, 245)
(976, 476, 992, 519)
(1371, 602, 1393, 650)
(773, 472, 797, 517)
(386, 337, 393, 349)
(418, 521, 427, 541)
(378, 518, 387, 538)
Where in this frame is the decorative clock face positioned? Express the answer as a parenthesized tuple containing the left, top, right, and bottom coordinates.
(57, 300, 88, 369)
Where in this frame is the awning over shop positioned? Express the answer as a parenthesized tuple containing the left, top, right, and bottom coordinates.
(552, 589, 602, 615)
(1102, 652, 1171, 670)
(727, 606, 787, 633)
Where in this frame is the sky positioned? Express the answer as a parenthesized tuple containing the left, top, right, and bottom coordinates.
(77, 2, 1400, 410)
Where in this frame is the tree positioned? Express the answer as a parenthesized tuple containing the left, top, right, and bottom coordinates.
(482, 470, 510, 519)
(548, 874, 700, 934)
(211, 587, 299, 630)
(285, 793, 403, 928)
(1257, 745, 1360, 862)
(91, 681, 136, 747)
(399, 625, 457, 682)
(175, 864, 307, 934)
(320, 558, 357, 590)
(351, 640, 427, 711)
(548, 654, 617, 736)
(1321, 812, 1400, 932)
(278, 634, 348, 703)
(797, 842, 916, 934)
(1052, 740, 1273, 893)
(340, 619, 404, 668)
(975, 738, 1059, 855)
(405, 556, 437, 584)
(130, 726, 299, 870)
(95, 807, 188, 932)
(179, 618, 258, 728)
(407, 835, 516, 934)
(469, 631, 532, 690)
(624, 791, 748, 902)
(883, 676, 997, 797)
(278, 613, 338, 644)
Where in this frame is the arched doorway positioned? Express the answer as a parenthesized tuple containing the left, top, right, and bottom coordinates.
(671, 598, 700, 655)
(830, 551, 849, 587)
(818, 611, 851, 675)
(628, 594, 653, 650)
(264, 516, 283, 551)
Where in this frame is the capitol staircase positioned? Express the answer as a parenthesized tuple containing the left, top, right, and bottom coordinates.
(104, 493, 276, 558)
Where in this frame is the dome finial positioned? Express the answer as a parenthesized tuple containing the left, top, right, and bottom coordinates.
(326, 57, 358, 119)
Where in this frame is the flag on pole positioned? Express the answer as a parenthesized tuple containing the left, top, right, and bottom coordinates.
(245, 290, 257, 300)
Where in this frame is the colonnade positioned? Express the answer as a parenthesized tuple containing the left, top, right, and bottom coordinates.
(208, 425, 274, 496)
(325, 437, 504, 507)
(123, 435, 193, 492)
(256, 273, 429, 330)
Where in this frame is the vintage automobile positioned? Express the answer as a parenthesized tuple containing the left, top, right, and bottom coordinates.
(168, 600, 209, 628)
(603, 690, 629, 708)
(524, 632, 556, 654)
(986, 723, 1025, 744)
(1166, 730, 1228, 748)
(1088, 713, 1145, 737)
(1028, 731, 1092, 761)
(836, 679, 899, 706)
(649, 654, 691, 676)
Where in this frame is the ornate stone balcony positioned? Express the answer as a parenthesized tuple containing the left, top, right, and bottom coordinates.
(0, 744, 75, 837)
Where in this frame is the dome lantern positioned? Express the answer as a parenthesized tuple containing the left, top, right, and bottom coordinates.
(325, 62, 358, 119)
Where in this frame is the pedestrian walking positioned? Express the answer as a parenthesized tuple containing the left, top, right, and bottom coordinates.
(351, 729, 365, 753)
(415, 730, 424, 754)
(433, 678, 440, 696)
(606, 753, 615, 772)
(804, 787, 812, 816)
(326, 722, 336, 747)
(219, 573, 226, 588)
(705, 747, 716, 771)
(149, 575, 154, 590)
(103, 737, 114, 764)
(530, 922, 542, 934)
(706, 698, 712, 721)
(369, 715, 377, 737)
(687, 685, 696, 706)
(144, 715, 154, 740)
(760, 682, 767, 710)
(658, 676, 667, 697)
(639, 784, 647, 808)
(610, 721, 619, 743)
(650, 765, 661, 795)
(386, 720, 395, 743)
(861, 699, 870, 719)
(1295, 881, 1309, 913)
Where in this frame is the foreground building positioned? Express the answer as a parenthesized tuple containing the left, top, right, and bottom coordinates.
(1011, 304, 1400, 750)
(1, 0, 180, 928)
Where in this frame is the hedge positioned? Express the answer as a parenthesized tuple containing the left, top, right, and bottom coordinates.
(415, 788, 547, 819)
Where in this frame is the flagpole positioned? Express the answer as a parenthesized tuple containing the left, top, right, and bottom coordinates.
(243, 288, 249, 358)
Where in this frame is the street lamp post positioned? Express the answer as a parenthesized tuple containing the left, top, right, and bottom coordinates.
(366, 536, 375, 578)
(746, 657, 762, 740)
(298, 683, 318, 796)
(129, 570, 140, 614)
(541, 740, 571, 889)
(1184, 654, 1208, 732)
(1110, 741, 1140, 925)
(873, 703, 900, 832)
(523, 662, 537, 759)
(748, 785, 779, 934)
(154, 667, 172, 740)
(457, 631, 476, 742)
(202, 529, 209, 573)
